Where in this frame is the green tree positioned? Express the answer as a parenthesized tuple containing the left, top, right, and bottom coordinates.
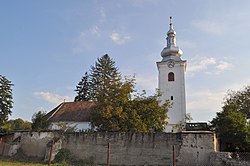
(32, 111, 49, 130)
(90, 76, 135, 132)
(88, 54, 170, 132)
(126, 92, 170, 132)
(1, 118, 32, 131)
(91, 90, 170, 132)
(211, 104, 250, 151)
(224, 86, 250, 117)
(0, 75, 14, 125)
(74, 72, 91, 101)
(89, 54, 123, 103)
(210, 87, 250, 152)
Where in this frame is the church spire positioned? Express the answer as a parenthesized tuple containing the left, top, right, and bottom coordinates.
(161, 16, 183, 60)
(167, 16, 176, 47)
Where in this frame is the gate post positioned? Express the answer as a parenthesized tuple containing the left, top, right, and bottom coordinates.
(107, 142, 110, 166)
(173, 145, 176, 166)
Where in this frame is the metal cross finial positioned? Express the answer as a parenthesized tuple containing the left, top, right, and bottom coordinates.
(170, 16, 173, 25)
(169, 16, 174, 30)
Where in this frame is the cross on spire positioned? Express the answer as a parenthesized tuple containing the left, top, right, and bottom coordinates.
(167, 16, 176, 47)
(169, 16, 173, 30)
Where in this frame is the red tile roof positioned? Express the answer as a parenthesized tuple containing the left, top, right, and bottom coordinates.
(46, 101, 96, 122)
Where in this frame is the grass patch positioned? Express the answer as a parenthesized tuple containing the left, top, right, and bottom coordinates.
(0, 149, 44, 164)
(0, 148, 96, 166)
(0, 161, 95, 166)
(0, 161, 48, 166)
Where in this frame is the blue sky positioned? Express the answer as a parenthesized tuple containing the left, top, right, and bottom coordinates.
(1, 0, 250, 122)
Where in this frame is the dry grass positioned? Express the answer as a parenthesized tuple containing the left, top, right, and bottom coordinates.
(0, 161, 71, 166)
(0, 161, 48, 166)
(0, 149, 92, 166)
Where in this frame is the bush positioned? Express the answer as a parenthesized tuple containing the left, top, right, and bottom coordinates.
(54, 148, 71, 163)
(53, 148, 97, 165)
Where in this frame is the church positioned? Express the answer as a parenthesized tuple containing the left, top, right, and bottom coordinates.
(46, 17, 187, 132)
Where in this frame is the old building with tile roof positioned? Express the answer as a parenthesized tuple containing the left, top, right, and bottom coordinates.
(46, 101, 96, 131)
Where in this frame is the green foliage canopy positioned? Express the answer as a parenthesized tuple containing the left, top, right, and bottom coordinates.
(210, 86, 250, 152)
(32, 111, 49, 130)
(223, 86, 250, 117)
(91, 90, 170, 132)
(76, 54, 170, 132)
(89, 54, 124, 103)
(1, 118, 32, 131)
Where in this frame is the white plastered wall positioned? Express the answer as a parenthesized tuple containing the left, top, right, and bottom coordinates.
(157, 60, 186, 132)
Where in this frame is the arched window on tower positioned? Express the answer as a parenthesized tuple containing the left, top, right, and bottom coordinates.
(168, 72, 175, 81)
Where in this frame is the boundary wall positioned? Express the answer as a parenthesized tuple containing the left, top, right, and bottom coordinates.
(0, 131, 216, 166)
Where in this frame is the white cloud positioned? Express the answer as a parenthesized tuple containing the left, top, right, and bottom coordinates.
(72, 28, 131, 53)
(186, 88, 225, 122)
(188, 57, 216, 73)
(135, 74, 157, 94)
(72, 25, 101, 53)
(187, 56, 233, 75)
(90, 26, 100, 35)
(216, 61, 233, 71)
(221, 79, 250, 93)
(186, 78, 250, 122)
(33, 92, 72, 104)
(187, 89, 224, 110)
(207, 61, 233, 75)
(192, 20, 227, 36)
(110, 32, 131, 45)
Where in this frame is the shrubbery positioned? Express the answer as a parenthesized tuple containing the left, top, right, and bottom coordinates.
(54, 148, 71, 163)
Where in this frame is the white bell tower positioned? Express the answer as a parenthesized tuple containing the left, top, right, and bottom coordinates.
(157, 17, 187, 132)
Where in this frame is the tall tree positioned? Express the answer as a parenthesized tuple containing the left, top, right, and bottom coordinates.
(210, 86, 250, 152)
(89, 54, 123, 103)
(75, 54, 170, 132)
(88, 54, 170, 132)
(90, 76, 135, 132)
(211, 104, 250, 152)
(0, 75, 14, 125)
(74, 72, 91, 101)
